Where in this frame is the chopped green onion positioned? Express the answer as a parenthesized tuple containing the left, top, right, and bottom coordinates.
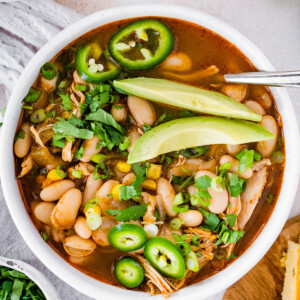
(41, 232, 48, 242)
(254, 151, 262, 161)
(56, 164, 66, 178)
(191, 235, 199, 246)
(41, 62, 56, 80)
(91, 153, 106, 163)
(211, 176, 223, 192)
(219, 162, 232, 172)
(30, 109, 46, 123)
(173, 192, 184, 206)
(214, 248, 227, 260)
(238, 149, 254, 174)
(176, 241, 191, 256)
(185, 251, 199, 272)
(84, 198, 98, 213)
(172, 204, 189, 213)
(267, 194, 274, 204)
(22, 105, 33, 110)
(179, 176, 194, 189)
(23, 88, 41, 103)
(119, 137, 130, 151)
(86, 212, 102, 230)
(272, 151, 285, 163)
(235, 149, 248, 160)
(72, 170, 82, 179)
(170, 218, 185, 230)
(75, 84, 87, 91)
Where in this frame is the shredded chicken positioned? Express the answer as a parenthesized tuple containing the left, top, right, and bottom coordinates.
(70, 79, 86, 118)
(30, 126, 44, 148)
(171, 158, 217, 176)
(62, 140, 73, 162)
(184, 228, 217, 260)
(226, 195, 241, 215)
(67, 162, 95, 179)
(18, 155, 34, 177)
(237, 166, 269, 230)
(251, 158, 271, 172)
(141, 192, 157, 223)
(132, 254, 175, 298)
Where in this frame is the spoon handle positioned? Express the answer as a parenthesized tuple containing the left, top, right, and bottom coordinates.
(224, 70, 300, 87)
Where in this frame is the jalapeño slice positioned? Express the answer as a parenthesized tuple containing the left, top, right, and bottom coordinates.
(108, 19, 175, 70)
(144, 237, 185, 279)
(108, 224, 148, 252)
(115, 257, 145, 288)
(76, 43, 120, 83)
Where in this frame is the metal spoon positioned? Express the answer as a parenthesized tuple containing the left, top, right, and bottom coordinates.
(224, 70, 300, 87)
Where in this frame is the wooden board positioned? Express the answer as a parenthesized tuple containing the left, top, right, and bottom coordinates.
(223, 215, 300, 300)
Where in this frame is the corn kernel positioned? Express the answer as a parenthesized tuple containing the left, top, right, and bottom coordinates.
(112, 184, 124, 200)
(142, 179, 157, 191)
(116, 162, 132, 173)
(47, 169, 64, 181)
(147, 164, 162, 180)
(85, 205, 101, 218)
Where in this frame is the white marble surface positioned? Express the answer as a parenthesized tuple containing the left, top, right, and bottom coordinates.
(0, 0, 300, 299)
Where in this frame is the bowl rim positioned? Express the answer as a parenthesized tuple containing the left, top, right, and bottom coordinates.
(1, 4, 300, 300)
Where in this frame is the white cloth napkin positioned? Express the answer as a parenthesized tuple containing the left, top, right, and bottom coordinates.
(0, 0, 82, 121)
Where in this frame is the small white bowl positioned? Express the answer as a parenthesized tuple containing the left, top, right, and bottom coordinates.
(0, 256, 60, 300)
(1, 4, 300, 300)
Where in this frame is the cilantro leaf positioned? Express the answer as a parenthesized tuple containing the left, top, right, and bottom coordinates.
(14, 129, 25, 142)
(106, 204, 148, 222)
(194, 175, 211, 189)
(119, 163, 149, 200)
(59, 93, 73, 111)
(53, 117, 94, 139)
(198, 208, 220, 231)
(225, 213, 237, 228)
(229, 174, 246, 197)
(23, 88, 41, 103)
(227, 230, 245, 244)
(85, 108, 125, 133)
(142, 123, 152, 133)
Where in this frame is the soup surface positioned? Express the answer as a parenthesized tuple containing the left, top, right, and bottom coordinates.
(14, 17, 284, 296)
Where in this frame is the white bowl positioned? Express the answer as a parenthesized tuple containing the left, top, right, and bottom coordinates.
(0, 256, 60, 300)
(1, 4, 300, 300)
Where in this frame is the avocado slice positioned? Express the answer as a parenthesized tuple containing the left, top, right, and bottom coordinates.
(127, 116, 274, 164)
(113, 77, 261, 122)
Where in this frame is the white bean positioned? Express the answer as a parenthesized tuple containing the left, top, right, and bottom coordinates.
(161, 52, 192, 72)
(122, 173, 135, 185)
(221, 84, 248, 102)
(74, 216, 92, 239)
(92, 216, 118, 246)
(111, 103, 127, 122)
(82, 174, 103, 209)
(187, 185, 197, 196)
(226, 144, 243, 156)
(127, 126, 141, 152)
(178, 210, 203, 227)
(245, 100, 266, 116)
(14, 123, 32, 158)
(79, 136, 102, 163)
(127, 96, 156, 126)
(95, 180, 131, 214)
(65, 235, 96, 251)
(195, 170, 228, 214)
(256, 115, 278, 157)
(33, 202, 56, 225)
(219, 155, 253, 179)
(40, 180, 75, 201)
(156, 178, 177, 217)
(51, 188, 82, 229)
